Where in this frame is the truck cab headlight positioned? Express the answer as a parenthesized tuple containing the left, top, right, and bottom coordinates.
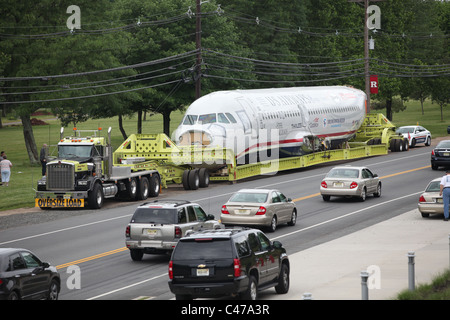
(77, 180, 88, 186)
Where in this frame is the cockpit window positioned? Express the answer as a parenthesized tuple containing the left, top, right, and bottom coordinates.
(225, 113, 237, 123)
(183, 115, 198, 125)
(218, 113, 230, 123)
(198, 113, 216, 124)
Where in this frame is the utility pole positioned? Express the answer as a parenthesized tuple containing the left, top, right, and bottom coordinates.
(348, 0, 383, 113)
(195, 0, 202, 100)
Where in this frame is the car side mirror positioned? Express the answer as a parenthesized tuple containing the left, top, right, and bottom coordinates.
(373, 174, 378, 177)
(287, 198, 292, 202)
(272, 241, 282, 249)
(207, 214, 215, 220)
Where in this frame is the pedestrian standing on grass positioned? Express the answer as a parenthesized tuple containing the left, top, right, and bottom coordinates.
(0, 151, 4, 186)
(40, 144, 47, 176)
(0, 155, 12, 187)
(439, 170, 450, 221)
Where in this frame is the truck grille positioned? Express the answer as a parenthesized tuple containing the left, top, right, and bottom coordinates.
(47, 163, 74, 190)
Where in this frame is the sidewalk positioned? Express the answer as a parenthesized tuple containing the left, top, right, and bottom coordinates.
(281, 209, 450, 300)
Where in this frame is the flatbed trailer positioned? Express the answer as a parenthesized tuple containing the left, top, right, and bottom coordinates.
(115, 113, 406, 187)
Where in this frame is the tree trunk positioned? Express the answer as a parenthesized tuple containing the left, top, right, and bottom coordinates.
(386, 99, 393, 121)
(21, 115, 39, 164)
(118, 114, 127, 140)
(162, 110, 171, 137)
(137, 110, 142, 134)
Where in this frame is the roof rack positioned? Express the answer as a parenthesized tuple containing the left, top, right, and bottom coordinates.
(140, 199, 191, 207)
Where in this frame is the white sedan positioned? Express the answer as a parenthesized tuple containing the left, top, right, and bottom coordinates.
(396, 126, 431, 147)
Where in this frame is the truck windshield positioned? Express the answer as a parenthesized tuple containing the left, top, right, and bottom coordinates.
(59, 145, 93, 158)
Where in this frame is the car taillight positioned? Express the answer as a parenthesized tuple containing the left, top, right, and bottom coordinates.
(221, 205, 230, 214)
(168, 260, 173, 279)
(125, 225, 130, 238)
(350, 182, 358, 189)
(321, 181, 327, 188)
(233, 258, 241, 277)
(419, 195, 426, 203)
(256, 206, 266, 215)
(174, 226, 182, 238)
(431, 149, 435, 156)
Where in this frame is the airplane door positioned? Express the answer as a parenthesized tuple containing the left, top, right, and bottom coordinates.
(237, 98, 258, 139)
(297, 104, 310, 130)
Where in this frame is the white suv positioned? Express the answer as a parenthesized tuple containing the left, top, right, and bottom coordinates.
(125, 200, 222, 261)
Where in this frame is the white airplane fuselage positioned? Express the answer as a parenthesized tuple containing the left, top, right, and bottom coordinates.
(173, 86, 367, 164)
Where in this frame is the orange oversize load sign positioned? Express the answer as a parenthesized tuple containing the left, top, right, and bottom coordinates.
(35, 198, 84, 208)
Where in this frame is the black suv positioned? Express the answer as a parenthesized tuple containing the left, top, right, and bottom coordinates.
(168, 228, 289, 300)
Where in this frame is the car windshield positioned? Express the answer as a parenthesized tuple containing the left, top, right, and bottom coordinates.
(173, 239, 233, 260)
(326, 168, 360, 179)
(436, 141, 450, 148)
(131, 208, 176, 224)
(426, 181, 441, 192)
(229, 192, 268, 203)
(396, 127, 414, 134)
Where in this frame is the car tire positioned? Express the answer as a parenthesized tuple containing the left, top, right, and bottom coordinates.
(411, 138, 416, 148)
(130, 249, 144, 261)
(322, 195, 331, 201)
(275, 263, 290, 294)
(359, 188, 366, 202)
(47, 279, 60, 300)
(421, 212, 430, 218)
(7, 290, 20, 300)
(431, 163, 438, 170)
(425, 136, 431, 146)
(287, 210, 297, 226)
(374, 183, 381, 197)
(268, 216, 277, 232)
(241, 275, 258, 300)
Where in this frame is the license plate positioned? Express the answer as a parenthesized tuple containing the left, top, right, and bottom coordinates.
(436, 198, 443, 204)
(444, 153, 450, 157)
(238, 209, 249, 214)
(146, 229, 157, 236)
(35, 198, 84, 208)
(197, 268, 209, 276)
(333, 182, 344, 187)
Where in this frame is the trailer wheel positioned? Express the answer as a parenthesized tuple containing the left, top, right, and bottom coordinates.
(403, 138, 409, 151)
(88, 182, 104, 209)
(188, 169, 200, 190)
(182, 170, 190, 190)
(198, 168, 209, 188)
(137, 176, 149, 200)
(148, 174, 160, 197)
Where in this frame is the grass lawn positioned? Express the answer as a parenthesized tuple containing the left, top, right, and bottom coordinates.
(396, 269, 450, 300)
(0, 98, 448, 212)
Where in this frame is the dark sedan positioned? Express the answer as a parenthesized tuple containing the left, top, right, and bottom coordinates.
(0, 248, 60, 300)
(431, 140, 450, 170)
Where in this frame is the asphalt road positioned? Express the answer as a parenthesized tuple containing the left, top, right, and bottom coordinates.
(0, 144, 441, 300)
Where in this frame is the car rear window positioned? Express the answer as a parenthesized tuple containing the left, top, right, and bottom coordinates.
(131, 208, 176, 224)
(426, 181, 441, 192)
(327, 168, 359, 178)
(437, 141, 450, 148)
(229, 192, 268, 203)
(173, 239, 233, 260)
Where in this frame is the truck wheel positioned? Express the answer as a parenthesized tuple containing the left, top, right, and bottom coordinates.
(199, 168, 209, 188)
(88, 183, 104, 209)
(137, 177, 149, 200)
(188, 169, 200, 190)
(126, 178, 138, 200)
(182, 170, 190, 190)
(148, 174, 160, 197)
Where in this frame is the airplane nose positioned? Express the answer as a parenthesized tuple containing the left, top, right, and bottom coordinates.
(177, 130, 213, 146)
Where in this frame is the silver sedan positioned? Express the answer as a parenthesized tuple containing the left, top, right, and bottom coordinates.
(220, 189, 297, 232)
(418, 177, 444, 218)
(320, 166, 381, 202)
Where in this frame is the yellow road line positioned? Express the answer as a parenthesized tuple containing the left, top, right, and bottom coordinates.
(56, 165, 431, 269)
(56, 247, 128, 269)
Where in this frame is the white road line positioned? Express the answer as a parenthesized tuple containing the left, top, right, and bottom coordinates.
(87, 190, 423, 299)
